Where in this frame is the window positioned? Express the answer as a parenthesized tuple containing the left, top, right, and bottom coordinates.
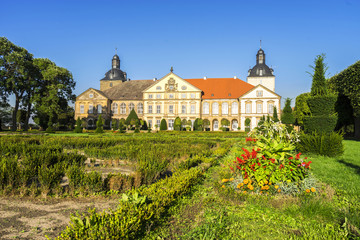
(259, 69, 263, 76)
(222, 102, 228, 115)
(129, 103, 135, 112)
(203, 102, 209, 114)
(169, 105, 174, 114)
(168, 119, 174, 130)
(181, 86, 187, 90)
(156, 105, 161, 113)
(169, 94, 174, 99)
(80, 105, 84, 114)
(148, 105, 153, 114)
(148, 94, 153, 99)
(268, 103, 274, 114)
(120, 103, 126, 114)
(156, 119, 161, 127)
(148, 120, 152, 128)
(182, 105, 187, 114)
(256, 90, 263, 97)
(213, 120, 219, 130)
(257, 102, 263, 113)
(246, 103, 252, 113)
(169, 85, 174, 90)
(156, 94, 161, 99)
(212, 102, 219, 115)
(137, 103, 143, 114)
(259, 55, 264, 64)
(181, 93, 186, 99)
(156, 86, 161, 90)
(89, 104, 93, 114)
(113, 103, 118, 114)
(97, 104, 102, 114)
(191, 104, 195, 114)
(89, 93, 94, 98)
(231, 102, 238, 115)
(190, 93, 195, 99)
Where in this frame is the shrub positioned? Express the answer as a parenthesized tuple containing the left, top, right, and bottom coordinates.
(95, 115, 104, 133)
(74, 117, 83, 133)
(160, 119, 167, 131)
(245, 118, 251, 133)
(111, 119, 119, 130)
(296, 131, 344, 157)
(84, 171, 103, 194)
(303, 115, 338, 134)
(281, 98, 295, 125)
(272, 106, 279, 122)
(174, 117, 182, 131)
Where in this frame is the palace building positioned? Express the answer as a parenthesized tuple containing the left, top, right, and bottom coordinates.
(75, 47, 281, 131)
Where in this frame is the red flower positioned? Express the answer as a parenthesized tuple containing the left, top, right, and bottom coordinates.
(279, 164, 284, 169)
(289, 162, 291, 165)
(257, 162, 261, 166)
(289, 157, 293, 160)
(251, 149, 257, 159)
(290, 169, 293, 171)
(230, 167, 234, 171)
(296, 152, 302, 160)
(236, 166, 241, 170)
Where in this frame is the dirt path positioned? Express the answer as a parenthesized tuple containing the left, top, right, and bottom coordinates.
(0, 197, 119, 239)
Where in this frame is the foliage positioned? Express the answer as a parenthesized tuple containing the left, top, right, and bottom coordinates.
(0, 101, 12, 130)
(303, 115, 338, 134)
(95, 115, 104, 133)
(245, 118, 251, 133)
(111, 118, 118, 130)
(193, 118, 203, 131)
(310, 54, 328, 96)
(296, 131, 344, 157)
(272, 106, 279, 122)
(160, 119, 167, 131)
(174, 117, 182, 131)
(125, 109, 139, 129)
(281, 98, 295, 125)
(74, 117, 83, 133)
(294, 92, 311, 127)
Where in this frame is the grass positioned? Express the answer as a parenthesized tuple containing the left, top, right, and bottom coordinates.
(144, 140, 360, 239)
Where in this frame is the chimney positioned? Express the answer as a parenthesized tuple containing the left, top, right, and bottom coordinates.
(203, 76, 207, 80)
(153, 78, 157, 81)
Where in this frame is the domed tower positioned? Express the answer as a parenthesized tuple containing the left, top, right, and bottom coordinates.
(100, 53, 128, 91)
(247, 47, 275, 92)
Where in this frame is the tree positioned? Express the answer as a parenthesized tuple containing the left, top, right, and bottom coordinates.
(221, 118, 230, 131)
(294, 93, 310, 128)
(310, 54, 328, 96)
(272, 106, 279, 122)
(160, 119, 167, 130)
(186, 120, 192, 131)
(281, 98, 295, 125)
(95, 115, 104, 133)
(203, 119, 210, 130)
(181, 119, 187, 131)
(0, 101, 12, 130)
(32, 58, 75, 131)
(0, 37, 36, 131)
(74, 117, 83, 133)
(125, 109, 139, 130)
(304, 55, 337, 134)
(329, 61, 360, 138)
(174, 117, 182, 131)
(245, 118, 251, 133)
(112, 118, 119, 130)
(119, 118, 126, 133)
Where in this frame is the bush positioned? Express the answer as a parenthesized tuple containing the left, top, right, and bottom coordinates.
(160, 119, 167, 131)
(303, 115, 337, 134)
(296, 131, 344, 157)
(245, 118, 251, 133)
(74, 117, 83, 133)
(307, 95, 337, 116)
(95, 115, 104, 133)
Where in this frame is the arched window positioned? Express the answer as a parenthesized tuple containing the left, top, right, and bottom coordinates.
(137, 103, 143, 114)
(212, 102, 219, 115)
(120, 103, 126, 114)
(213, 120, 219, 131)
(231, 102, 238, 115)
(97, 104, 102, 114)
(112, 103, 118, 114)
(232, 120, 238, 130)
(203, 102, 209, 114)
(222, 102, 228, 115)
(129, 103, 135, 112)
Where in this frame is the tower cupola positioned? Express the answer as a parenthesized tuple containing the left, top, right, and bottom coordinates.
(112, 54, 120, 69)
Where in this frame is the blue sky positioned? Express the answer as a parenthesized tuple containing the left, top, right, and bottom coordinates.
(1, 0, 359, 107)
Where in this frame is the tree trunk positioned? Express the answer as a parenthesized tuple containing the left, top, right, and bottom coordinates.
(24, 99, 32, 131)
(355, 116, 360, 139)
(12, 95, 20, 131)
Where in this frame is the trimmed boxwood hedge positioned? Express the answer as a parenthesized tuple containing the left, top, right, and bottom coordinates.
(304, 115, 337, 134)
(306, 95, 337, 115)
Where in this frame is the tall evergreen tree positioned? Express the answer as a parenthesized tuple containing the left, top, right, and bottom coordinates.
(95, 115, 104, 133)
(74, 117, 83, 133)
(174, 117, 182, 131)
(125, 109, 139, 129)
(281, 98, 295, 124)
(272, 106, 279, 122)
(160, 119, 167, 130)
(310, 54, 328, 96)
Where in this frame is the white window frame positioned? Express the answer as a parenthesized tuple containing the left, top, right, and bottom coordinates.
(148, 120, 152, 128)
(213, 120, 219, 130)
(169, 94, 174, 99)
(181, 93, 186, 99)
(156, 119, 161, 127)
(246, 103, 252, 114)
(181, 105, 186, 114)
(120, 103, 126, 114)
(268, 103, 274, 114)
(156, 94, 161, 99)
(80, 105, 84, 114)
(148, 94, 153, 99)
(129, 103, 135, 112)
(203, 102, 209, 114)
(231, 102, 238, 115)
(97, 104, 102, 114)
(169, 105, 174, 114)
(257, 102, 263, 113)
(137, 103, 143, 114)
(156, 105, 161, 114)
(212, 102, 219, 115)
(89, 104, 93, 114)
(168, 119, 174, 130)
(113, 103, 118, 114)
(148, 105, 153, 114)
(191, 104, 195, 114)
(190, 93, 195, 99)
(222, 102, 228, 115)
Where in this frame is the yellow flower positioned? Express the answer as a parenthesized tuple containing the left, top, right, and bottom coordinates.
(311, 187, 316, 192)
(222, 185, 226, 188)
(229, 178, 234, 181)
(278, 189, 281, 192)
(264, 185, 269, 190)
(274, 185, 279, 189)
(249, 185, 254, 190)
(306, 189, 310, 193)
(247, 183, 252, 189)
(264, 180, 268, 185)
(243, 191, 247, 194)
(243, 179, 249, 184)
(287, 180, 291, 183)
(237, 183, 242, 189)
(222, 179, 229, 183)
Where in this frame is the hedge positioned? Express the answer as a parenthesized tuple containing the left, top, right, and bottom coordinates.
(303, 115, 337, 134)
(306, 95, 337, 116)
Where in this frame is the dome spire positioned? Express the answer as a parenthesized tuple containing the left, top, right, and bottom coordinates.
(260, 40, 262, 49)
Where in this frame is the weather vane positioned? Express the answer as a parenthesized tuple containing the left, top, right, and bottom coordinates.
(115, 47, 117, 54)
(260, 40, 262, 49)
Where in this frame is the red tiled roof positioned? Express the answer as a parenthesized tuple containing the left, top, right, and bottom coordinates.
(185, 78, 254, 99)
